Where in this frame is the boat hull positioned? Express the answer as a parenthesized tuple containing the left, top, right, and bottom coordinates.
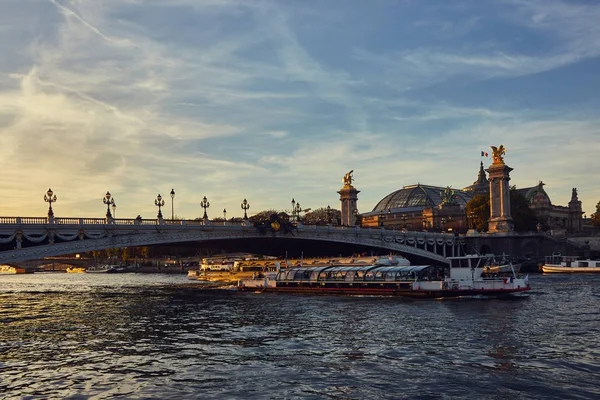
(238, 285, 530, 298)
(542, 265, 600, 273)
(238, 282, 531, 298)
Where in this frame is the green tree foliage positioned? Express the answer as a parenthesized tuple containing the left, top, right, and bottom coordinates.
(302, 207, 341, 225)
(510, 188, 538, 232)
(590, 201, 600, 228)
(466, 189, 539, 232)
(466, 194, 490, 231)
(249, 210, 291, 224)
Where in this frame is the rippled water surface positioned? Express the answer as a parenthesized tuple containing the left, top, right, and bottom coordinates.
(1, 273, 599, 399)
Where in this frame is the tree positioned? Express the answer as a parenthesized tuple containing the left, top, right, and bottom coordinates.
(249, 209, 290, 224)
(591, 201, 600, 228)
(466, 194, 489, 231)
(302, 207, 340, 225)
(510, 188, 538, 232)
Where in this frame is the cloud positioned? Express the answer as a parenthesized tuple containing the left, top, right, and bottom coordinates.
(0, 0, 598, 220)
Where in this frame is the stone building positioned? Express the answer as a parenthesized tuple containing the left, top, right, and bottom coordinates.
(515, 181, 583, 232)
(355, 158, 583, 234)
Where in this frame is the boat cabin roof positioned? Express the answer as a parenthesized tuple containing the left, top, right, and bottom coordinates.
(278, 265, 439, 282)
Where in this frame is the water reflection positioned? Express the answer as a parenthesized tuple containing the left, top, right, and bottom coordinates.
(0, 274, 599, 399)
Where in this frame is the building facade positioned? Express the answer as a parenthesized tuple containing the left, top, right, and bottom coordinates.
(355, 158, 583, 234)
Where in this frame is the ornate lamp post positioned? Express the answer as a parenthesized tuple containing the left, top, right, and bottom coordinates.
(294, 201, 302, 222)
(112, 202, 117, 219)
(441, 217, 447, 232)
(200, 196, 210, 219)
(326, 205, 332, 224)
(170, 188, 175, 221)
(223, 208, 227, 220)
(44, 188, 57, 219)
(241, 198, 250, 220)
(103, 191, 115, 219)
(291, 198, 296, 221)
(401, 213, 408, 229)
(155, 194, 165, 219)
(422, 216, 428, 231)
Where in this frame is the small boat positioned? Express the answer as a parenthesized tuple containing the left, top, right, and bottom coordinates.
(0, 265, 27, 274)
(541, 253, 600, 273)
(66, 266, 86, 273)
(187, 269, 201, 280)
(238, 254, 530, 298)
(86, 264, 121, 273)
(482, 254, 522, 275)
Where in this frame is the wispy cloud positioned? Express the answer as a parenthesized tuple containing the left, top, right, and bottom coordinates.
(0, 0, 598, 218)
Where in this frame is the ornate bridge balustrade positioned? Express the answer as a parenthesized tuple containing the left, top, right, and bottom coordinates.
(0, 217, 464, 264)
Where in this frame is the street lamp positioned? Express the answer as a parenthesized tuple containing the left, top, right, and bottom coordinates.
(155, 194, 165, 219)
(103, 191, 114, 219)
(241, 198, 250, 220)
(223, 208, 227, 220)
(201, 196, 210, 219)
(294, 201, 302, 222)
(112, 202, 117, 219)
(326, 205, 332, 224)
(401, 213, 407, 229)
(291, 198, 296, 221)
(170, 188, 175, 221)
(44, 188, 57, 219)
(422, 216, 428, 231)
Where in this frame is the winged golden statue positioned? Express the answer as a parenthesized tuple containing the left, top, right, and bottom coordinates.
(490, 145, 506, 164)
(343, 170, 354, 186)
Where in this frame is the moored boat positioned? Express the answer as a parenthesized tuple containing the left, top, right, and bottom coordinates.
(86, 264, 121, 273)
(0, 265, 27, 274)
(66, 266, 86, 273)
(238, 254, 530, 298)
(541, 253, 600, 273)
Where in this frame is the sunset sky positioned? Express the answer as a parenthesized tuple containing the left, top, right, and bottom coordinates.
(1, 0, 599, 219)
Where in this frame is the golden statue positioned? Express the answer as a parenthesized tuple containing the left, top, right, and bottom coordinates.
(490, 145, 506, 164)
(343, 170, 354, 186)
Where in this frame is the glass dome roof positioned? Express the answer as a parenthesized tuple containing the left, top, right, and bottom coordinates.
(372, 184, 473, 212)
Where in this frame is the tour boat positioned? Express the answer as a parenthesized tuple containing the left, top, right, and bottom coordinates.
(237, 255, 530, 298)
(541, 254, 600, 273)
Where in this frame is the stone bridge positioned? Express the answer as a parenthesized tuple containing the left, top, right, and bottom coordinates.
(0, 217, 465, 265)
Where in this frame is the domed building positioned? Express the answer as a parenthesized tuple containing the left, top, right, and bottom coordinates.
(357, 161, 583, 233)
(361, 183, 474, 232)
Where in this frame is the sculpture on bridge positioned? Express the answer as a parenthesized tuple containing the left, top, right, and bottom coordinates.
(343, 170, 354, 187)
(490, 145, 506, 165)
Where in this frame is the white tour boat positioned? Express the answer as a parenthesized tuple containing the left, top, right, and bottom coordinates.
(238, 254, 530, 298)
(541, 254, 600, 273)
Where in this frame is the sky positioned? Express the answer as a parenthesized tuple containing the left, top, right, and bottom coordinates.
(1, 0, 599, 220)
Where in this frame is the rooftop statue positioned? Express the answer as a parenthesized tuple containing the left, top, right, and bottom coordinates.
(490, 145, 506, 164)
(440, 186, 458, 206)
(343, 170, 354, 187)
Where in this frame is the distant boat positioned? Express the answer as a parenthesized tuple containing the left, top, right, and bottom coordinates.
(0, 265, 27, 274)
(541, 253, 600, 273)
(66, 266, 86, 273)
(86, 264, 121, 273)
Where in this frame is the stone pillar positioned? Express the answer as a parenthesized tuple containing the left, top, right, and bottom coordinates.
(338, 171, 360, 226)
(486, 145, 514, 233)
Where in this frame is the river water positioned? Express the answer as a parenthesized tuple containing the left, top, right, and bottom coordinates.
(0, 273, 599, 399)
